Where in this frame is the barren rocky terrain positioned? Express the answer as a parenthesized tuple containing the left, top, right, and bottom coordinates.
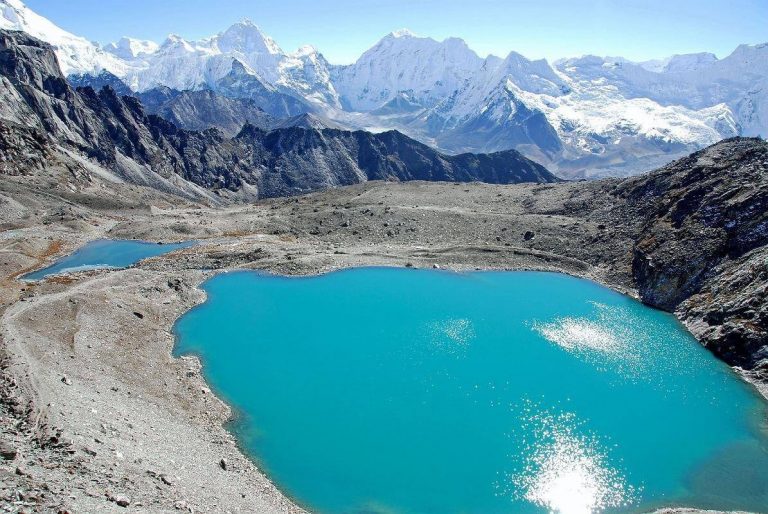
(0, 15, 765, 514)
(0, 137, 766, 513)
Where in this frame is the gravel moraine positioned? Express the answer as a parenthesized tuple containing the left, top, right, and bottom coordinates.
(0, 138, 766, 513)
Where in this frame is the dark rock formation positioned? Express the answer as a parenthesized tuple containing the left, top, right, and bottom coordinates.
(230, 125, 557, 197)
(0, 30, 559, 202)
(0, 119, 50, 175)
(617, 138, 767, 374)
(435, 94, 563, 156)
(137, 87, 275, 136)
(68, 70, 133, 97)
(270, 112, 344, 130)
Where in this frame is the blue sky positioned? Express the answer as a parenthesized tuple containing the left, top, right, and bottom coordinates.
(24, 0, 768, 64)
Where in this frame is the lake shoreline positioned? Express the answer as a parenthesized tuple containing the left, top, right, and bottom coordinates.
(1, 167, 765, 511)
(175, 267, 768, 513)
(3, 235, 764, 513)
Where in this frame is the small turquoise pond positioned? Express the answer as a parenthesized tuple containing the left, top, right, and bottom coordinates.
(24, 239, 194, 280)
(174, 268, 768, 514)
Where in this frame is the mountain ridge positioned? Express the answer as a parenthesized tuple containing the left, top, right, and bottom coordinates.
(0, 29, 558, 204)
(0, 0, 764, 178)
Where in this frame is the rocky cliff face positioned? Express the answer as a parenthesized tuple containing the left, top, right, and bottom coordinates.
(136, 87, 275, 136)
(229, 125, 556, 197)
(0, 30, 559, 202)
(68, 69, 133, 97)
(617, 138, 767, 374)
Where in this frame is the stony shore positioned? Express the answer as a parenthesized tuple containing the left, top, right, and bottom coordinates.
(1, 142, 766, 512)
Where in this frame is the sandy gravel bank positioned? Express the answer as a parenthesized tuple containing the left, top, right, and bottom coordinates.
(0, 173, 763, 513)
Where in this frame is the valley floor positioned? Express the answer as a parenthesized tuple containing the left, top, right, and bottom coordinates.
(0, 163, 764, 512)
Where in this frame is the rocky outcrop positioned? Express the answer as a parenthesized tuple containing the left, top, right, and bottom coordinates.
(0, 30, 559, 202)
(231, 124, 557, 197)
(0, 119, 50, 174)
(137, 87, 275, 136)
(271, 112, 344, 130)
(68, 70, 132, 97)
(617, 138, 768, 374)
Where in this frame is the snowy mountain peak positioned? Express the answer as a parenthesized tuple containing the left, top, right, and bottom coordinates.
(389, 28, 417, 39)
(490, 50, 569, 96)
(217, 20, 283, 56)
(666, 53, 717, 72)
(0, 0, 126, 75)
(104, 37, 159, 60)
(734, 42, 768, 52)
(161, 34, 184, 45)
(159, 34, 196, 53)
(728, 42, 768, 63)
(641, 52, 718, 73)
(333, 28, 485, 111)
(443, 37, 471, 48)
(292, 44, 319, 58)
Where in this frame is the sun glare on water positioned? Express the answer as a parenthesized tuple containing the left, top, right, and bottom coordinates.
(511, 410, 639, 514)
(530, 302, 665, 379)
(426, 318, 476, 356)
(522, 429, 633, 514)
(534, 317, 621, 354)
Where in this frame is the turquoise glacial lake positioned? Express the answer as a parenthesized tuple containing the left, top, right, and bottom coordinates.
(174, 268, 768, 514)
(24, 239, 194, 280)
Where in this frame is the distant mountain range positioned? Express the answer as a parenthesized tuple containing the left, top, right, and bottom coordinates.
(1, 0, 766, 178)
(0, 29, 556, 203)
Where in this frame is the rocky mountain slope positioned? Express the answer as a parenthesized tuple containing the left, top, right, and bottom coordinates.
(1, 0, 759, 178)
(0, 30, 557, 203)
(136, 86, 276, 136)
(616, 138, 767, 372)
(271, 112, 344, 130)
(68, 69, 133, 97)
(116, 24, 746, 178)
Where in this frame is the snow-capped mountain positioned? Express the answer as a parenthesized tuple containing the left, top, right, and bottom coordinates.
(124, 33, 236, 92)
(557, 44, 767, 139)
(1, 0, 764, 177)
(103, 37, 159, 60)
(0, 0, 127, 75)
(348, 39, 739, 175)
(109, 20, 342, 113)
(639, 52, 718, 73)
(331, 30, 484, 112)
(277, 45, 341, 108)
(213, 59, 307, 118)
